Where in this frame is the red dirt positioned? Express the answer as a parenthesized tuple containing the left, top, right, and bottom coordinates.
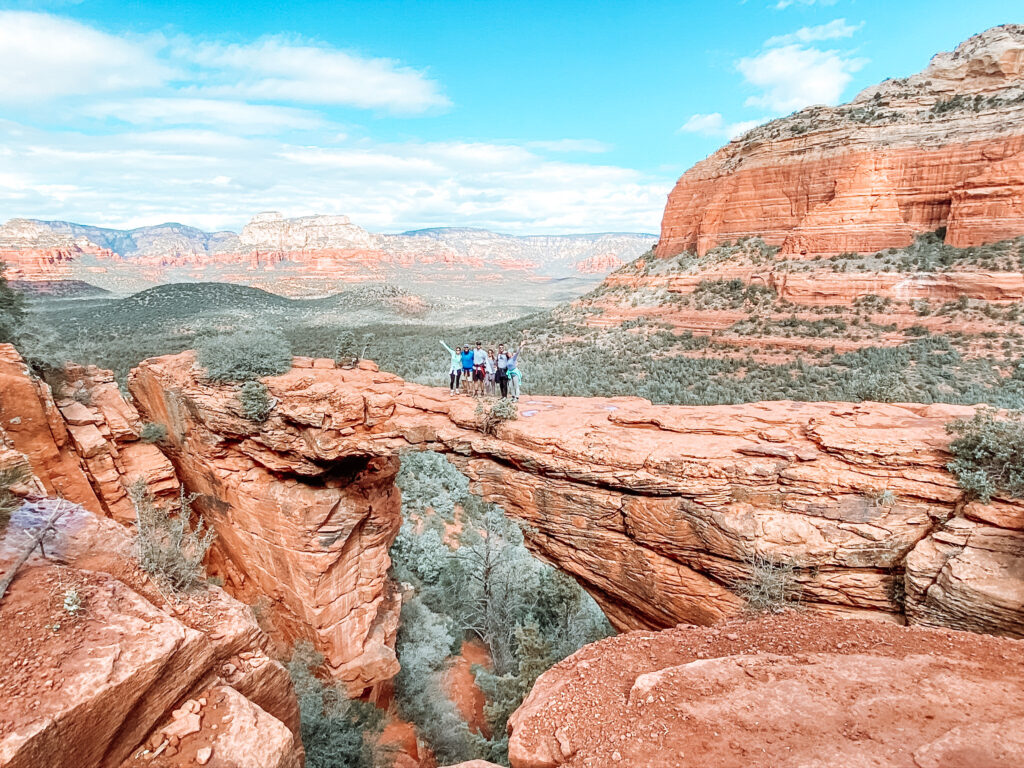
(0, 566, 98, 736)
(508, 612, 1024, 768)
(443, 639, 493, 737)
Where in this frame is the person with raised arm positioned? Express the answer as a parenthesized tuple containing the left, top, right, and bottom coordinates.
(440, 340, 461, 396)
(507, 339, 526, 402)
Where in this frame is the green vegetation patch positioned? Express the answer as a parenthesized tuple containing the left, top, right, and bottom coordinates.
(946, 408, 1024, 502)
(390, 453, 611, 765)
(195, 325, 293, 382)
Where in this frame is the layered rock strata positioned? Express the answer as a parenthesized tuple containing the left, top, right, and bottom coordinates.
(0, 345, 178, 521)
(657, 25, 1024, 259)
(127, 351, 1024, 693)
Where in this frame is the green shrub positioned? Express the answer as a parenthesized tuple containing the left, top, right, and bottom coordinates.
(139, 422, 168, 443)
(238, 380, 274, 422)
(287, 641, 389, 768)
(131, 480, 215, 592)
(872, 489, 897, 508)
(390, 452, 612, 765)
(195, 326, 292, 382)
(735, 552, 802, 614)
(0, 465, 28, 535)
(476, 398, 518, 435)
(946, 408, 1024, 502)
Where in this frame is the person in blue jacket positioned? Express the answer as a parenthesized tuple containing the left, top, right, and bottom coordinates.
(460, 344, 474, 394)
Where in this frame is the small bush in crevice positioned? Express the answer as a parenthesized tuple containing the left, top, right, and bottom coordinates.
(287, 641, 390, 768)
(946, 408, 1024, 502)
(476, 398, 518, 435)
(139, 422, 168, 443)
(238, 380, 274, 422)
(195, 326, 292, 382)
(70, 385, 92, 406)
(872, 489, 897, 508)
(0, 465, 29, 535)
(735, 552, 802, 614)
(131, 480, 215, 592)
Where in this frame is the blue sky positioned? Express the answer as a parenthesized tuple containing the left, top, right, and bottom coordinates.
(0, 0, 1018, 233)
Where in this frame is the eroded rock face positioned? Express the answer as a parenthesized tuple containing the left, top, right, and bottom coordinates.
(505, 613, 1024, 768)
(657, 25, 1024, 259)
(0, 501, 302, 768)
(128, 352, 1024, 667)
(0, 345, 178, 520)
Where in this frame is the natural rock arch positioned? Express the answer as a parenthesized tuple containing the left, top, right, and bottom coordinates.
(128, 352, 1024, 695)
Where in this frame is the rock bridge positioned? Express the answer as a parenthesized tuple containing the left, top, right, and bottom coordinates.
(127, 351, 1024, 695)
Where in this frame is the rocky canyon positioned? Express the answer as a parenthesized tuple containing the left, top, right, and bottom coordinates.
(3, 345, 1024, 766)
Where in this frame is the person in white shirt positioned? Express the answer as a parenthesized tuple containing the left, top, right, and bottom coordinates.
(472, 341, 487, 397)
(484, 349, 497, 396)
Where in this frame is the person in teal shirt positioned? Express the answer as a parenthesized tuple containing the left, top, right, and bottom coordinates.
(440, 340, 462, 395)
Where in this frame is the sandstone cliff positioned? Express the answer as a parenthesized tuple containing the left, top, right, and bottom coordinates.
(5, 344, 1024, 765)
(0, 500, 302, 768)
(657, 25, 1024, 259)
(0, 345, 304, 767)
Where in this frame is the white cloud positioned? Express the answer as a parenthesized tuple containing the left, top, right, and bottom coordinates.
(678, 113, 766, 140)
(83, 98, 324, 133)
(765, 18, 863, 47)
(183, 37, 449, 114)
(0, 121, 667, 233)
(0, 11, 169, 104)
(0, 12, 662, 233)
(738, 44, 866, 112)
(527, 139, 612, 154)
(774, 0, 838, 9)
(0, 11, 447, 115)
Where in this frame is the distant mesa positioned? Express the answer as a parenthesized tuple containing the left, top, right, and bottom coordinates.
(657, 24, 1024, 259)
(0, 210, 655, 287)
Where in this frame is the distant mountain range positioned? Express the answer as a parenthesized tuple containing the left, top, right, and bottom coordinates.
(0, 212, 655, 294)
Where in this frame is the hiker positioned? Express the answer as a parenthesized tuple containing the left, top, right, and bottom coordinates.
(485, 348, 497, 396)
(495, 344, 509, 398)
(507, 341, 525, 402)
(440, 340, 462, 396)
(472, 341, 487, 397)
(460, 344, 474, 394)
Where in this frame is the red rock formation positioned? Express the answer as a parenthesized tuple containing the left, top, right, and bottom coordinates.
(657, 26, 1024, 259)
(0, 501, 302, 768)
(128, 353, 1024, 659)
(0, 345, 178, 521)
(506, 613, 1024, 768)
(948, 149, 1024, 246)
(572, 253, 623, 274)
(128, 355, 404, 697)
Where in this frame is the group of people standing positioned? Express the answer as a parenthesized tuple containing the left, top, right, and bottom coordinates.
(440, 339, 525, 400)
